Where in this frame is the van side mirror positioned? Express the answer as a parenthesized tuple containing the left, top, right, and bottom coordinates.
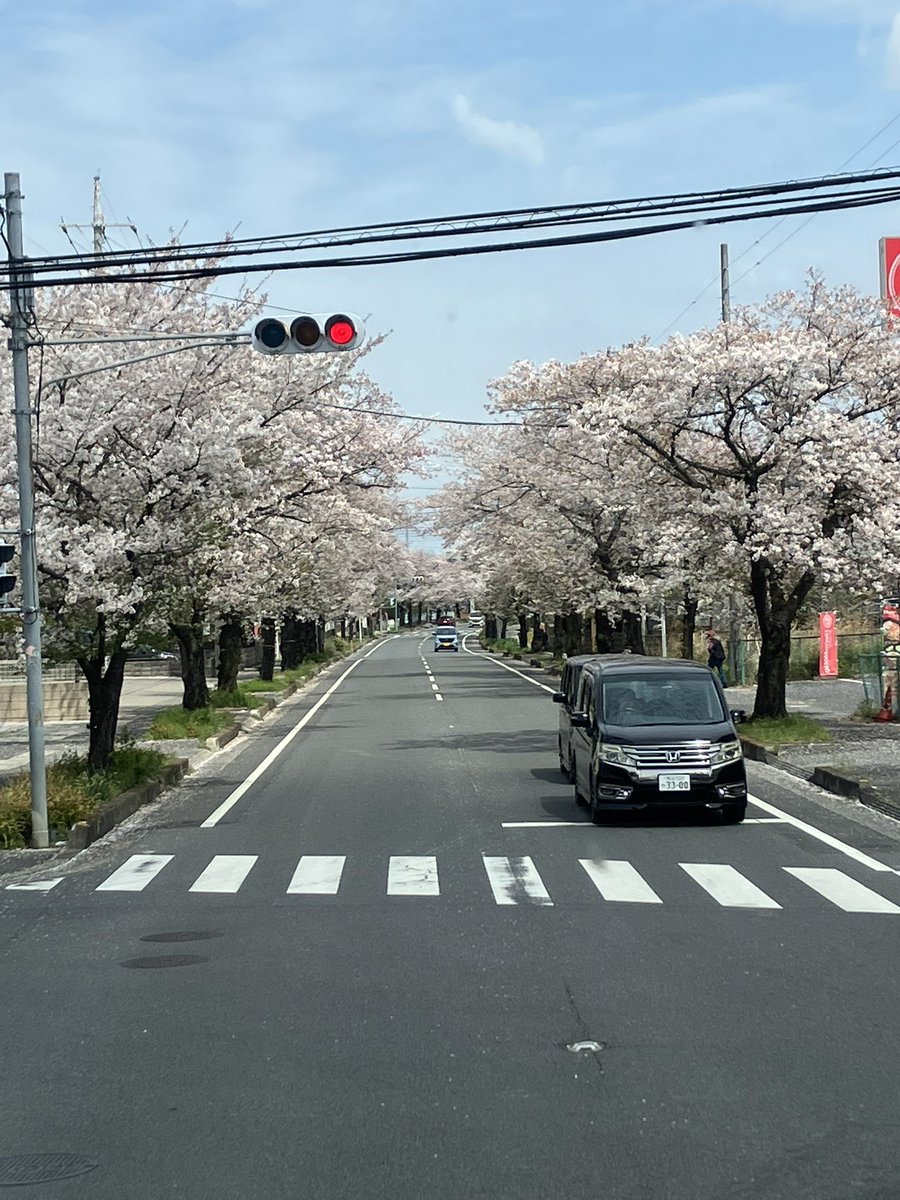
(730, 709, 746, 724)
(552, 691, 565, 703)
(570, 712, 591, 728)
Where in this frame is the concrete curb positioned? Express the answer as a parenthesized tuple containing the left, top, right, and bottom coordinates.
(64, 758, 190, 853)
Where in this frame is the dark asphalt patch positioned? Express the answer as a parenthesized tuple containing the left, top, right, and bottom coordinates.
(120, 954, 208, 969)
(139, 931, 224, 943)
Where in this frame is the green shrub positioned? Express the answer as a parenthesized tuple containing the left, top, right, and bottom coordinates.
(144, 706, 236, 740)
(0, 747, 168, 848)
(208, 687, 253, 708)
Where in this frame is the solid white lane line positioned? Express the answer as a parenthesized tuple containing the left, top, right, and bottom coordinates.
(387, 855, 440, 896)
(6, 879, 62, 892)
(747, 792, 898, 874)
(580, 859, 663, 904)
(287, 855, 346, 895)
(483, 856, 553, 906)
(189, 855, 258, 893)
(783, 867, 900, 913)
(201, 637, 397, 828)
(461, 638, 556, 693)
(96, 854, 174, 892)
(680, 863, 782, 909)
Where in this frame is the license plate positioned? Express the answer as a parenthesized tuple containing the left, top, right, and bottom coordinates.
(658, 773, 691, 792)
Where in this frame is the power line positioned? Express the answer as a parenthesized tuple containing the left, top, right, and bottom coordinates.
(5, 184, 900, 292)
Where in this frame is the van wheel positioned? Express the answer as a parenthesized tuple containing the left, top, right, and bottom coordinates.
(589, 774, 606, 825)
(720, 803, 746, 824)
(573, 757, 588, 807)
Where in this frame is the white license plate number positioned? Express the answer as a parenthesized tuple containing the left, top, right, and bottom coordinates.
(658, 773, 691, 792)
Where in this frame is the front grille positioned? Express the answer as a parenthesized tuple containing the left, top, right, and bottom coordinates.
(626, 743, 713, 769)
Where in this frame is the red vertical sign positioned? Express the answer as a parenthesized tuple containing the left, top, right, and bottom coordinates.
(819, 611, 838, 678)
(879, 238, 900, 319)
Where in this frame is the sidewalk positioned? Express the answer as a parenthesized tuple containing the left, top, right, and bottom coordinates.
(728, 677, 900, 821)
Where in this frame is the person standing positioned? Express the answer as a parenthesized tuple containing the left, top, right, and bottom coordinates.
(706, 628, 728, 686)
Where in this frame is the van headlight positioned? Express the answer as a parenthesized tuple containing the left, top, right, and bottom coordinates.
(597, 744, 632, 766)
(710, 739, 743, 765)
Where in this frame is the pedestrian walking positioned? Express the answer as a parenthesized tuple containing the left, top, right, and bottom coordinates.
(706, 628, 728, 686)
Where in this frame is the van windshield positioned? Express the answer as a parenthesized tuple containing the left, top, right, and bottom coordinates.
(602, 674, 727, 726)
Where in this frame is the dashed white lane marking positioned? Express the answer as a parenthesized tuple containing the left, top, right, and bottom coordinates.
(784, 867, 900, 913)
(201, 636, 399, 829)
(680, 863, 782, 909)
(580, 859, 663, 904)
(387, 855, 440, 896)
(95, 854, 173, 892)
(482, 856, 554, 906)
(287, 855, 346, 894)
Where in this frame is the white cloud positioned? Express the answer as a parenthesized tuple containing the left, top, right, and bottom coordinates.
(452, 95, 545, 167)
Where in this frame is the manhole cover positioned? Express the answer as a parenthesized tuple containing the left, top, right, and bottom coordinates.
(139, 931, 223, 944)
(121, 954, 208, 969)
(0, 1154, 97, 1186)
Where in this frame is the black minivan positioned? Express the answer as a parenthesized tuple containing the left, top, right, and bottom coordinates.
(567, 655, 747, 824)
(552, 655, 599, 781)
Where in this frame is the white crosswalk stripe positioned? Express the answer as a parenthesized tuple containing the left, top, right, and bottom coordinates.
(580, 859, 663, 904)
(482, 856, 553, 906)
(287, 855, 346, 895)
(95, 854, 173, 892)
(189, 855, 258, 894)
(387, 855, 439, 895)
(784, 867, 900, 913)
(7, 854, 900, 914)
(680, 863, 782, 908)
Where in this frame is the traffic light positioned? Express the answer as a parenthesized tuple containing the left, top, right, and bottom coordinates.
(251, 313, 364, 355)
(0, 542, 16, 608)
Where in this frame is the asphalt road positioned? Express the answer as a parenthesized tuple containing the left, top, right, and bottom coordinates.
(3, 633, 900, 1199)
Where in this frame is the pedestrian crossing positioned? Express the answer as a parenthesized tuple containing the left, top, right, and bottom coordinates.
(6, 854, 900, 914)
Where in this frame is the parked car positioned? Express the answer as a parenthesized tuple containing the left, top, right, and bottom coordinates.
(568, 655, 747, 824)
(433, 626, 459, 652)
(551, 655, 600, 780)
(126, 645, 178, 661)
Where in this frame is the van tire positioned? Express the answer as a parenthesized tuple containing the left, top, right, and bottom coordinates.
(720, 803, 746, 824)
(573, 758, 588, 807)
(588, 774, 606, 825)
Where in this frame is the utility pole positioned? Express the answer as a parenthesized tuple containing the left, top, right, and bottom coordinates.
(721, 242, 742, 685)
(3, 173, 49, 848)
(60, 174, 136, 255)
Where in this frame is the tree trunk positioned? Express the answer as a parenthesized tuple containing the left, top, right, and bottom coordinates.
(499, 616, 508, 640)
(366, 615, 375, 637)
(298, 619, 317, 660)
(750, 556, 815, 718)
(78, 643, 128, 772)
(316, 618, 326, 654)
(260, 617, 276, 681)
(621, 610, 645, 654)
(552, 613, 565, 657)
(595, 609, 615, 653)
(417, 602, 423, 626)
(485, 615, 498, 640)
(681, 591, 698, 660)
(517, 611, 529, 649)
(564, 611, 583, 656)
(280, 610, 301, 671)
(217, 613, 243, 693)
(171, 608, 210, 710)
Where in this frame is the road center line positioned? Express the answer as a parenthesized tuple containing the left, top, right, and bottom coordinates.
(201, 637, 398, 828)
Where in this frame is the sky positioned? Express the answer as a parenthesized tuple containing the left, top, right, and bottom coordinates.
(4, 0, 900, 542)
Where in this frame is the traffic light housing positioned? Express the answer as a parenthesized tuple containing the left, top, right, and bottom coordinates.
(251, 313, 364, 355)
(0, 542, 16, 605)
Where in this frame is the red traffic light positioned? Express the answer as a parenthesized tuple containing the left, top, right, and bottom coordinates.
(325, 314, 356, 347)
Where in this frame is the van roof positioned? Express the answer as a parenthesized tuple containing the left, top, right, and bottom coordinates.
(584, 654, 711, 674)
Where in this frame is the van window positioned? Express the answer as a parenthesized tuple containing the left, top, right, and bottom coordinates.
(566, 663, 584, 706)
(575, 672, 592, 714)
(602, 674, 726, 726)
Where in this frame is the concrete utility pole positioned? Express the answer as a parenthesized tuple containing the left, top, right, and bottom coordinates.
(3, 173, 49, 847)
(720, 242, 731, 324)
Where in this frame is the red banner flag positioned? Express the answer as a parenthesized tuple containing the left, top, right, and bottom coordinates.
(819, 611, 838, 678)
